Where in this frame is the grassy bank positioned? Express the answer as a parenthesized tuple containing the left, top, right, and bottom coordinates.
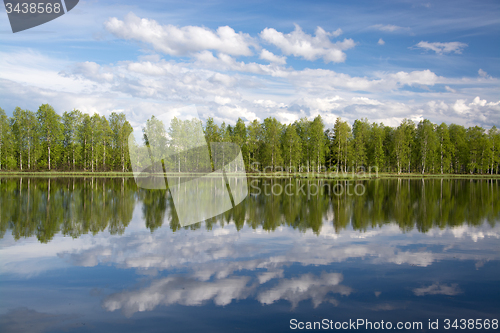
(1, 170, 500, 180)
(0, 171, 136, 178)
(246, 171, 500, 180)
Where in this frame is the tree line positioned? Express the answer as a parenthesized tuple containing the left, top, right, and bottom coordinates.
(0, 105, 133, 171)
(201, 116, 500, 175)
(1, 104, 499, 174)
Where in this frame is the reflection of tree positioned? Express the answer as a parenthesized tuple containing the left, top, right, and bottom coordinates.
(1, 177, 136, 242)
(1, 178, 499, 243)
(242, 178, 499, 234)
(140, 189, 168, 232)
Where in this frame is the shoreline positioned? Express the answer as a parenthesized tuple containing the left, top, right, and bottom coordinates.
(0, 171, 499, 180)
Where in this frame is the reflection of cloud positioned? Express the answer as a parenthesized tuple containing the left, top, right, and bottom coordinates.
(103, 276, 254, 317)
(384, 251, 435, 267)
(447, 225, 500, 242)
(0, 308, 79, 333)
(258, 269, 284, 284)
(2, 222, 499, 280)
(26, 222, 500, 281)
(370, 303, 401, 311)
(257, 272, 352, 308)
(413, 283, 462, 296)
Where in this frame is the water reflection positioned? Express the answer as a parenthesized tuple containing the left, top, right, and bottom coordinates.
(0, 176, 499, 332)
(0, 178, 137, 242)
(1, 178, 499, 242)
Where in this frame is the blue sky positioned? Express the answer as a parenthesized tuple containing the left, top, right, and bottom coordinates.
(0, 0, 499, 130)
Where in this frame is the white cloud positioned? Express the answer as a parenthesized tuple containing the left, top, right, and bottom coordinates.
(371, 24, 409, 32)
(286, 68, 439, 93)
(452, 99, 470, 114)
(69, 61, 114, 83)
(414, 41, 468, 54)
(253, 99, 288, 109)
(194, 52, 288, 76)
(104, 13, 257, 56)
(471, 96, 487, 107)
(260, 24, 354, 63)
(478, 69, 490, 78)
(445, 86, 456, 93)
(216, 104, 260, 123)
(377, 38, 385, 45)
(260, 49, 287, 65)
(214, 96, 231, 105)
(389, 69, 438, 86)
(297, 96, 344, 112)
(413, 283, 462, 296)
(1, 42, 498, 133)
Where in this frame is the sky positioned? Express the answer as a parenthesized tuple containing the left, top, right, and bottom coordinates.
(0, 0, 499, 133)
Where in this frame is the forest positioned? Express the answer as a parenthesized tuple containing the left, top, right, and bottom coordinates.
(0, 104, 499, 174)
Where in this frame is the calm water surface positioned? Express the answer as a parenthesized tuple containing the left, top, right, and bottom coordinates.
(0, 178, 499, 332)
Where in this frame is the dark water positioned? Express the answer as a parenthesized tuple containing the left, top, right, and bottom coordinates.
(0, 177, 499, 332)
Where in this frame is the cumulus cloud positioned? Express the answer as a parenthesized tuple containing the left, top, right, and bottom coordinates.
(260, 24, 354, 63)
(378, 38, 385, 45)
(64, 61, 114, 83)
(104, 13, 257, 56)
(452, 99, 470, 114)
(216, 104, 260, 123)
(448, 96, 500, 123)
(414, 41, 468, 54)
(413, 283, 462, 296)
(260, 49, 287, 64)
(1, 42, 498, 133)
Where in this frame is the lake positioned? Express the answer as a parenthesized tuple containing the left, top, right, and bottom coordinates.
(0, 177, 499, 332)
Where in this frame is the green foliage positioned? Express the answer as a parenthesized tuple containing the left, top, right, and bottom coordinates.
(261, 117, 283, 171)
(368, 122, 385, 170)
(332, 118, 351, 172)
(37, 104, 63, 171)
(281, 124, 302, 171)
(246, 119, 262, 170)
(0, 103, 496, 174)
(0, 107, 14, 170)
(416, 119, 437, 174)
(309, 116, 326, 172)
(436, 123, 452, 174)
